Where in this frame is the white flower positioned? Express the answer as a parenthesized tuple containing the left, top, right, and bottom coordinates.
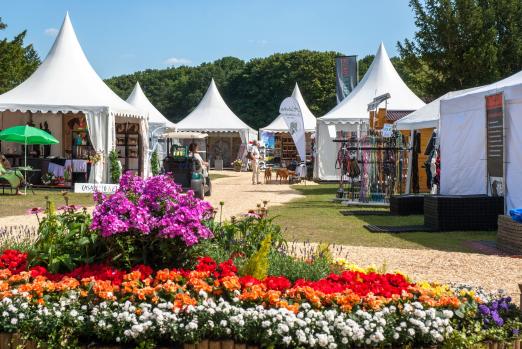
(10, 318, 17, 325)
(282, 336, 292, 345)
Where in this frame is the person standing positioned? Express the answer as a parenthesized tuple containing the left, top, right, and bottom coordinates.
(250, 140, 260, 185)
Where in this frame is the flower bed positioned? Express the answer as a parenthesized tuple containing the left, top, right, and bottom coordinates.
(0, 250, 520, 348)
(1, 173, 520, 348)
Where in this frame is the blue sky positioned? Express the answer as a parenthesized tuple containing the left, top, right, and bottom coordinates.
(1, 1, 417, 78)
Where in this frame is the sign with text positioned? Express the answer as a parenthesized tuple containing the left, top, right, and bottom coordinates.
(336, 56, 358, 104)
(485, 93, 504, 196)
(74, 183, 119, 194)
(280, 97, 306, 161)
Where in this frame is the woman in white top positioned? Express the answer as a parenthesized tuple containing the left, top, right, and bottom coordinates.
(188, 143, 208, 174)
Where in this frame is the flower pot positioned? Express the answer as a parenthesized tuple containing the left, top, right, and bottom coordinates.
(515, 339, 521, 349)
(184, 344, 197, 349)
(208, 341, 221, 349)
(196, 340, 209, 349)
(489, 342, 498, 349)
(246, 345, 259, 349)
(221, 340, 234, 349)
(235, 344, 246, 349)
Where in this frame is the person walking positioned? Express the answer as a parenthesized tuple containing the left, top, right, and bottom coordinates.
(250, 140, 261, 185)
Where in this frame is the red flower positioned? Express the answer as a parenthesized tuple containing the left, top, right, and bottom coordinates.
(29, 266, 48, 278)
(195, 256, 217, 274)
(217, 259, 237, 278)
(0, 249, 28, 274)
(131, 264, 153, 280)
(263, 276, 291, 291)
(239, 275, 261, 288)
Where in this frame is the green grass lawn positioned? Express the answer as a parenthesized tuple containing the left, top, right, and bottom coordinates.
(270, 184, 496, 253)
(0, 190, 94, 217)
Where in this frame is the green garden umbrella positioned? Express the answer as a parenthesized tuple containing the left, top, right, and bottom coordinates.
(0, 125, 59, 193)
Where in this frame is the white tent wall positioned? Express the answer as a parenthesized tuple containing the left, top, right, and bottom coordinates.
(314, 120, 360, 181)
(440, 81, 522, 211)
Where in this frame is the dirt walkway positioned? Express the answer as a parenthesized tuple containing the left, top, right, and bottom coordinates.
(208, 171, 309, 219)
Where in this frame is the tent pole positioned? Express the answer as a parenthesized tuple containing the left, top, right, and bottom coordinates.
(405, 129, 414, 194)
(24, 138, 27, 195)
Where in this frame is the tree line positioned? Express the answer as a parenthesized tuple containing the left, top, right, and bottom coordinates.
(2, 0, 522, 129)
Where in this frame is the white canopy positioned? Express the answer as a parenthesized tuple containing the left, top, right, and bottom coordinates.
(176, 79, 256, 141)
(314, 42, 425, 181)
(260, 83, 317, 133)
(395, 88, 480, 130)
(161, 131, 208, 140)
(320, 42, 425, 123)
(0, 13, 147, 183)
(0, 13, 143, 118)
(440, 70, 522, 212)
(127, 82, 175, 129)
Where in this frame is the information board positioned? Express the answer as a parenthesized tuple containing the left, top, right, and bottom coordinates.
(485, 93, 504, 196)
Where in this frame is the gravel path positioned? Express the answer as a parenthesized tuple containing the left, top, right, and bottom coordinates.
(288, 242, 522, 300)
(208, 171, 308, 219)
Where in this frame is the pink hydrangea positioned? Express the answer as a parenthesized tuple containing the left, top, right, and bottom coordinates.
(91, 172, 213, 246)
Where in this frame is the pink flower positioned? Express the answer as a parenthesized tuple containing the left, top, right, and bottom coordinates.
(27, 207, 44, 215)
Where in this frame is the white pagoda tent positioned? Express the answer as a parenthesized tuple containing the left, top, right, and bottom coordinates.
(261, 83, 317, 133)
(0, 13, 147, 183)
(127, 81, 175, 161)
(315, 42, 425, 180)
(260, 83, 316, 163)
(176, 78, 256, 168)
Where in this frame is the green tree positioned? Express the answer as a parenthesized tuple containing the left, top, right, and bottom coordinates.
(150, 150, 160, 176)
(106, 50, 341, 129)
(0, 17, 40, 94)
(398, 0, 522, 98)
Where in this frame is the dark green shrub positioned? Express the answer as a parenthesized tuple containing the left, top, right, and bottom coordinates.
(30, 203, 106, 273)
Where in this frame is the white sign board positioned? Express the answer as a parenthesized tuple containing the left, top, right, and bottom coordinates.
(280, 97, 306, 161)
(382, 124, 393, 138)
(74, 183, 119, 194)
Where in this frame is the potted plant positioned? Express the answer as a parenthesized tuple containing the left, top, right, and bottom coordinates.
(232, 159, 243, 172)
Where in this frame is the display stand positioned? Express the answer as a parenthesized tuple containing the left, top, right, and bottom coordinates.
(333, 129, 409, 204)
(116, 123, 142, 176)
(71, 129, 94, 185)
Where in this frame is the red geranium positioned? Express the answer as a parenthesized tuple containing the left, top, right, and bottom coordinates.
(217, 259, 237, 278)
(239, 275, 261, 288)
(29, 265, 48, 278)
(263, 276, 291, 291)
(195, 256, 217, 274)
(0, 249, 28, 274)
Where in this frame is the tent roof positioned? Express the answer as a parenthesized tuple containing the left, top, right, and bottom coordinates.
(320, 42, 425, 123)
(127, 82, 175, 128)
(176, 79, 255, 133)
(0, 13, 143, 118)
(260, 83, 317, 133)
(395, 87, 480, 130)
(445, 70, 522, 102)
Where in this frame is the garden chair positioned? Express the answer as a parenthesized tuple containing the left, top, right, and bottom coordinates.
(0, 163, 23, 195)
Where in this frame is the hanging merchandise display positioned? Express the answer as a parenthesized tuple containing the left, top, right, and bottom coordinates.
(333, 128, 409, 203)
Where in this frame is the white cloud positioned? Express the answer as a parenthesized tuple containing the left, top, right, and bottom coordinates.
(44, 28, 59, 37)
(164, 57, 192, 67)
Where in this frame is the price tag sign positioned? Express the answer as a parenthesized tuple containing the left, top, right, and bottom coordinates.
(74, 183, 119, 194)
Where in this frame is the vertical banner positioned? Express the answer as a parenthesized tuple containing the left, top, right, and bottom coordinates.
(280, 97, 306, 161)
(335, 55, 358, 104)
(485, 93, 504, 197)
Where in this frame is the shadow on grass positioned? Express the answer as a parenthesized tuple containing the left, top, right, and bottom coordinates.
(273, 184, 497, 254)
